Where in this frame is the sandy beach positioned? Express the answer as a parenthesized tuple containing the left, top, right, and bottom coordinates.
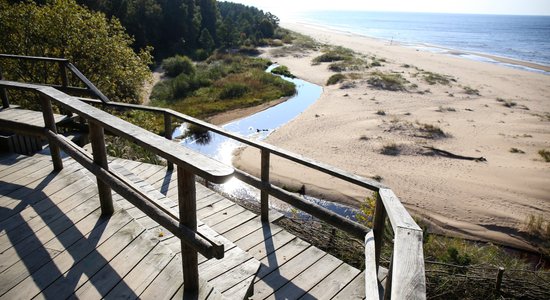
(233, 21, 550, 251)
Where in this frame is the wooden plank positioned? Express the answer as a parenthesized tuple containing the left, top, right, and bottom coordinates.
(234, 223, 284, 252)
(390, 227, 426, 300)
(0, 176, 94, 248)
(0, 208, 134, 298)
(0, 158, 78, 208)
(332, 271, 366, 300)
(255, 237, 311, 280)
(364, 230, 382, 300)
(210, 209, 257, 235)
(201, 204, 246, 226)
(0, 184, 98, 273)
(210, 258, 259, 294)
(378, 188, 421, 232)
(0, 166, 86, 233)
(34, 220, 146, 299)
(301, 262, 361, 299)
(70, 230, 159, 299)
(265, 254, 342, 299)
(139, 255, 182, 300)
(246, 229, 298, 262)
(250, 247, 326, 299)
(223, 216, 266, 242)
(105, 242, 176, 298)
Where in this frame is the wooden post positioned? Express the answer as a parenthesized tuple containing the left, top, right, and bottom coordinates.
(260, 148, 270, 222)
(89, 121, 114, 215)
(40, 95, 63, 171)
(0, 66, 9, 108)
(495, 267, 504, 295)
(59, 61, 69, 88)
(178, 165, 199, 294)
(373, 192, 387, 271)
(164, 113, 174, 170)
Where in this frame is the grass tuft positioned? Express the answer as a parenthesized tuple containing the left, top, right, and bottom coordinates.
(326, 73, 346, 85)
(367, 71, 408, 91)
(380, 143, 401, 156)
(538, 149, 550, 162)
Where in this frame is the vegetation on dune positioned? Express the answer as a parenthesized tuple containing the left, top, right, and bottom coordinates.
(326, 73, 346, 85)
(422, 71, 453, 85)
(270, 65, 296, 78)
(0, 0, 152, 104)
(539, 149, 550, 162)
(463, 86, 481, 96)
(367, 71, 409, 91)
(151, 53, 295, 119)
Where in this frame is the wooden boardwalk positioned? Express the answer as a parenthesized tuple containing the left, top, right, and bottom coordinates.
(0, 151, 365, 299)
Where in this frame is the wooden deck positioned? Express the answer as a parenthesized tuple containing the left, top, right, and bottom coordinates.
(0, 151, 365, 299)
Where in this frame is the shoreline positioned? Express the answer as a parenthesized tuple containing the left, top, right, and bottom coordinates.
(289, 21, 550, 74)
(233, 21, 550, 252)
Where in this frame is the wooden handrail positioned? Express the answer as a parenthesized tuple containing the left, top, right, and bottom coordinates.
(0, 79, 234, 294)
(0, 54, 426, 299)
(0, 54, 109, 103)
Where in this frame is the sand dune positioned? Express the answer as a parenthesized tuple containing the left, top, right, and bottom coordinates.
(233, 22, 550, 251)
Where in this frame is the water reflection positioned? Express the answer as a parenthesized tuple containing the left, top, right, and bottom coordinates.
(174, 66, 360, 220)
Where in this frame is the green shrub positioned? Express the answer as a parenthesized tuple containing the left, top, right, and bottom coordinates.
(422, 71, 451, 85)
(219, 83, 250, 99)
(171, 74, 192, 98)
(463, 86, 480, 96)
(326, 73, 346, 85)
(539, 149, 550, 162)
(380, 143, 401, 155)
(162, 55, 195, 77)
(271, 65, 295, 78)
(367, 71, 408, 91)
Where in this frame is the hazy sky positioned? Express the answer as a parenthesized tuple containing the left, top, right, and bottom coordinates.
(225, 0, 550, 17)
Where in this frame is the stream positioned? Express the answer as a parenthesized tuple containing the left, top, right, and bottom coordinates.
(173, 65, 361, 220)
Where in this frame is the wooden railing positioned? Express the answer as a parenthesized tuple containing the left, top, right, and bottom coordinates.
(0, 80, 233, 296)
(0, 54, 426, 299)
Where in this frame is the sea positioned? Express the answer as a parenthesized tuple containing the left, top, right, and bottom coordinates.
(292, 11, 550, 73)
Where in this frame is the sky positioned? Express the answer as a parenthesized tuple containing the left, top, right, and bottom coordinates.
(224, 0, 550, 17)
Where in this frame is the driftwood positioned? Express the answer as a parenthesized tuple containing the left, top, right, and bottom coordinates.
(424, 146, 487, 162)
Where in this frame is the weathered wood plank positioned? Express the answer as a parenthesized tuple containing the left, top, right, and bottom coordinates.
(34, 220, 146, 299)
(364, 230, 382, 300)
(139, 255, 182, 300)
(0, 176, 94, 250)
(255, 237, 311, 280)
(70, 230, 159, 299)
(246, 229, 298, 262)
(251, 247, 326, 299)
(209, 209, 257, 235)
(234, 223, 284, 252)
(332, 271, 366, 300)
(105, 242, 175, 298)
(0, 159, 78, 210)
(390, 227, 426, 300)
(0, 184, 98, 274)
(265, 254, 342, 299)
(378, 188, 421, 232)
(301, 262, 361, 300)
(0, 210, 135, 298)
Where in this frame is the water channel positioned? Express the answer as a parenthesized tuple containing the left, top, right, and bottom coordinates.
(173, 65, 360, 220)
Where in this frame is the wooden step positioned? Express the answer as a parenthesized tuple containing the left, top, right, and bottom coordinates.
(110, 162, 262, 299)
